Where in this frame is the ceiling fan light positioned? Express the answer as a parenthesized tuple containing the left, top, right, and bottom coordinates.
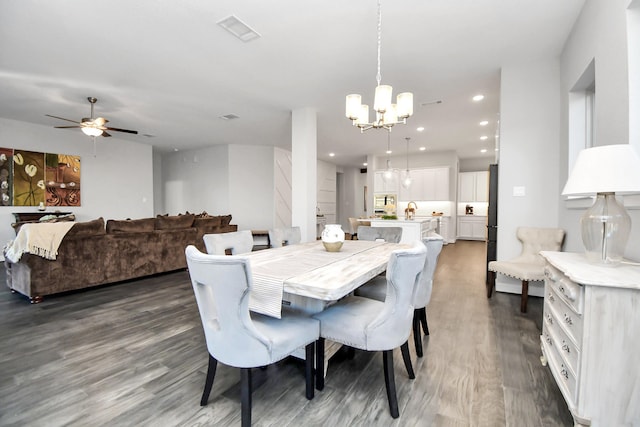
(374, 85, 392, 113)
(346, 94, 362, 120)
(81, 127, 103, 137)
(397, 92, 413, 118)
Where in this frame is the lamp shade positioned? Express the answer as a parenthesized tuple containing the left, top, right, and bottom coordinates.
(562, 144, 640, 196)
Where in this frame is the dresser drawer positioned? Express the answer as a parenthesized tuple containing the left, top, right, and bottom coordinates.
(544, 285, 583, 345)
(542, 303, 581, 374)
(544, 265, 583, 314)
(541, 334, 578, 407)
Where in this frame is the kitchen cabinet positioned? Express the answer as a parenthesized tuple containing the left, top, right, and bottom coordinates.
(437, 216, 450, 244)
(540, 252, 640, 426)
(458, 171, 488, 202)
(374, 171, 399, 194)
(398, 167, 449, 201)
(457, 215, 486, 240)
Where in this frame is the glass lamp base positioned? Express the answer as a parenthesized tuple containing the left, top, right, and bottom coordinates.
(581, 192, 631, 265)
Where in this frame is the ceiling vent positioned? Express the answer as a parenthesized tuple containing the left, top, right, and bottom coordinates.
(219, 114, 240, 120)
(217, 15, 261, 42)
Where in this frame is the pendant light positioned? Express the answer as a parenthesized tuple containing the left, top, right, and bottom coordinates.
(401, 137, 412, 189)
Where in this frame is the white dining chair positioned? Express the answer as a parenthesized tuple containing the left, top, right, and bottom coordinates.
(203, 230, 254, 255)
(268, 226, 301, 248)
(356, 235, 444, 358)
(312, 241, 427, 419)
(185, 245, 320, 427)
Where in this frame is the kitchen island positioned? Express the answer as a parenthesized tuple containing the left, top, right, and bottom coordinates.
(369, 217, 439, 244)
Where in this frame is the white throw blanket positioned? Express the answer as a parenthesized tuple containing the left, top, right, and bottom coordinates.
(5, 222, 75, 263)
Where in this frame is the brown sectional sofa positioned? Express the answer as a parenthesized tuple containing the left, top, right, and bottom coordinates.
(4, 213, 237, 303)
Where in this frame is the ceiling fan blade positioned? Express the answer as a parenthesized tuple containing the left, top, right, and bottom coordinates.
(101, 131, 112, 137)
(105, 127, 138, 134)
(54, 126, 81, 129)
(46, 114, 80, 124)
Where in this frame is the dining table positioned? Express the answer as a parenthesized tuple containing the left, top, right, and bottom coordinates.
(244, 239, 407, 374)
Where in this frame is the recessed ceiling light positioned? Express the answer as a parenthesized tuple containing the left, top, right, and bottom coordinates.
(495, 148, 499, 151)
(480, 136, 488, 141)
(363, 162, 368, 166)
(479, 120, 489, 126)
(329, 152, 335, 157)
(173, 148, 179, 152)
(417, 126, 425, 132)
(472, 94, 485, 102)
(481, 149, 487, 153)
(419, 147, 426, 151)
(386, 149, 392, 154)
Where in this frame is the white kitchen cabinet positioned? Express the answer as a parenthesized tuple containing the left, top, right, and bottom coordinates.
(398, 167, 449, 201)
(540, 252, 640, 426)
(457, 215, 486, 240)
(458, 171, 488, 202)
(374, 170, 399, 194)
(437, 216, 450, 244)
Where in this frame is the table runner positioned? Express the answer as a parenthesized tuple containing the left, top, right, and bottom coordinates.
(248, 240, 385, 318)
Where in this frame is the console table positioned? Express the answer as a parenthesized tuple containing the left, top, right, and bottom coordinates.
(540, 251, 640, 426)
(11, 211, 73, 233)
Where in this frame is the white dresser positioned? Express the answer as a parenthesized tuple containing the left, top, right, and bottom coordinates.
(540, 252, 640, 426)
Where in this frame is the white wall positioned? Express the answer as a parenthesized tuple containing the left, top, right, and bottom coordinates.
(317, 160, 337, 224)
(337, 166, 367, 231)
(0, 117, 154, 249)
(161, 144, 277, 231)
(558, 0, 640, 261)
(229, 145, 274, 230)
(496, 58, 562, 294)
(161, 145, 230, 216)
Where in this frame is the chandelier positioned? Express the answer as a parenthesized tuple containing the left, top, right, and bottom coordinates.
(345, 0, 413, 132)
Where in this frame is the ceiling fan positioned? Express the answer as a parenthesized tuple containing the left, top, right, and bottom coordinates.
(46, 97, 138, 137)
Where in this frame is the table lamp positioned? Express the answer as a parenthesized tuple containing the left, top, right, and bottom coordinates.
(562, 144, 640, 265)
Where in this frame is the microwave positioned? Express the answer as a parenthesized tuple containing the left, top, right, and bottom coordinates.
(374, 194, 397, 213)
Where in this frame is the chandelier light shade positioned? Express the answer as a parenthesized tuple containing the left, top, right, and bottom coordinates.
(345, 0, 413, 132)
(562, 144, 640, 265)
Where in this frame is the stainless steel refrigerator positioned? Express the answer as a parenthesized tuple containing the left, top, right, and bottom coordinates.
(486, 164, 498, 297)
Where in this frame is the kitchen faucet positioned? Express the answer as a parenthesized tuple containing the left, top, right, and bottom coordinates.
(405, 201, 417, 220)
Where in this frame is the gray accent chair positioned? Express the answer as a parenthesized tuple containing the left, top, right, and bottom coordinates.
(185, 245, 320, 427)
(268, 226, 302, 248)
(488, 227, 565, 313)
(356, 235, 444, 358)
(203, 229, 254, 255)
(312, 242, 427, 419)
(357, 226, 403, 243)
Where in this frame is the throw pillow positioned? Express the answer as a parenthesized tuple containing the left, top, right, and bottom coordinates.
(106, 218, 156, 234)
(66, 217, 106, 237)
(155, 214, 195, 230)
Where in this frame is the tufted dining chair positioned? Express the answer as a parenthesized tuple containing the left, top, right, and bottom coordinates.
(203, 230, 254, 255)
(312, 242, 427, 419)
(268, 226, 301, 248)
(185, 245, 320, 427)
(357, 226, 403, 243)
(488, 227, 565, 313)
(356, 235, 444, 358)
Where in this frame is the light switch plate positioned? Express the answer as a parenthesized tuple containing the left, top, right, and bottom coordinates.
(513, 186, 526, 197)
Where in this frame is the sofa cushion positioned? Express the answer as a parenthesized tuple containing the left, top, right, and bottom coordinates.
(66, 217, 106, 237)
(220, 215, 232, 226)
(193, 216, 222, 229)
(106, 218, 156, 234)
(155, 214, 195, 230)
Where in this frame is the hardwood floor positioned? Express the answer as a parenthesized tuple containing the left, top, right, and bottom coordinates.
(0, 241, 573, 426)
